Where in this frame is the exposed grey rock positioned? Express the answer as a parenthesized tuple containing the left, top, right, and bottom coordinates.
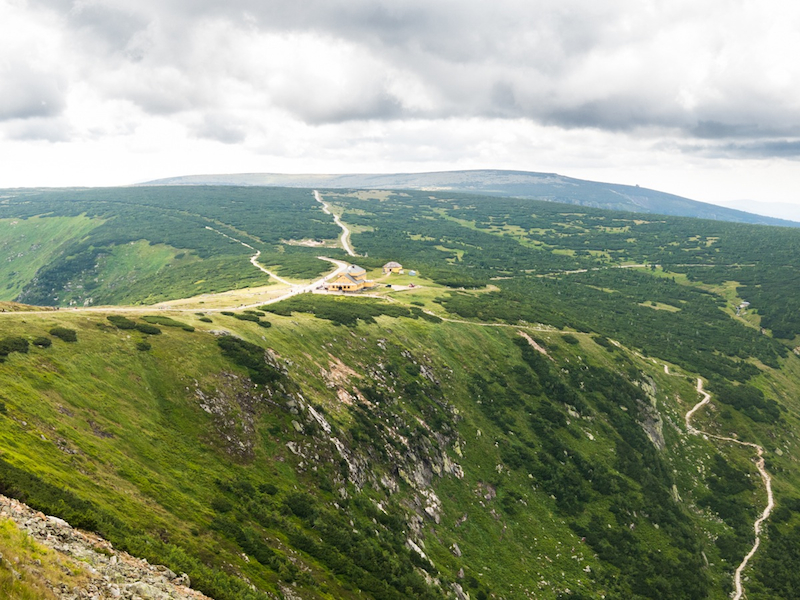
(0, 494, 211, 600)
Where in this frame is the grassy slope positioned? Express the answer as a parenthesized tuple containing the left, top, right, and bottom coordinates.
(0, 216, 102, 301)
(2, 296, 796, 598)
(0, 517, 80, 599)
(80, 242, 272, 306)
(0, 213, 272, 308)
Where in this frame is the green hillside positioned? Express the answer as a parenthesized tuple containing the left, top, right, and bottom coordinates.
(0, 186, 799, 599)
(0, 187, 347, 306)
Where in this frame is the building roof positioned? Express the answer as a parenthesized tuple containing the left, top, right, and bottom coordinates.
(331, 272, 365, 285)
(346, 265, 366, 276)
(383, 261, 402, 268)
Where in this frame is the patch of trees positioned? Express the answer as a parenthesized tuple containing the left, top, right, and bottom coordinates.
(216, 336, 283, 386)
(208, 476, 442, 599)
(32, 336, 51, 348)
(142, 315, 194, 331)
(227, 312, 271, 328)
(134, 323, 161, 335)
(107, 315, 137, 329)
(0, 336, 29, 361)
(709, 382, 781, 423)
(106, 315, 166, 335)
(49, 327, 77, 342)
(263, 295, 441, 326)
(753, 522, 800, 597)
(697, 454, 755, 563)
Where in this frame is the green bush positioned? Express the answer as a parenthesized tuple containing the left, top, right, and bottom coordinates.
(134, 323, 161, 335)
(264, 296, 438, 326)
(233, 313, 260, 323)
(32, 336, 52, 348)
(107, 315, 137, 330)
(136, 341, 152, 351)
(0, 336, 29, 355)
(710, 382, 781, 423)
(199, 317, 213, 323)
(49, 327, 77, 342)
(232, 313, 272, 328)
(142, 315, 195, 332)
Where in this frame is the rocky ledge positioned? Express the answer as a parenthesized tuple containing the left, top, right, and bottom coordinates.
(0, 493, 212, 599)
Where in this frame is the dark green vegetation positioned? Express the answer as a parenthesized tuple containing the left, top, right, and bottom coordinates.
(263, 295, 442, 326)
(48, 327, 77, 342)
(0, 185, 800, 599)
(0, 336, 28, 362)
(330, 189, 799, 368)
(141, 315, 195, 331)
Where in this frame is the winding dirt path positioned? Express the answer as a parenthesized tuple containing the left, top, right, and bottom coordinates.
(314, 190, 356, 257)
(204, 225, 293, 285)
(215, 256, 350, 311)
(685, 378, 774, 600)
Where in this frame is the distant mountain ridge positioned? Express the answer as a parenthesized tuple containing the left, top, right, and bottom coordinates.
(140, 169, 799, 227)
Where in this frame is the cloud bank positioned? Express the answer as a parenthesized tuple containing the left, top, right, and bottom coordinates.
(1, 0, 799, 199)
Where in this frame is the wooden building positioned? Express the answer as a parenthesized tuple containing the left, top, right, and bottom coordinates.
(326, 265, 372, 292)
(382, 261, 403, 274)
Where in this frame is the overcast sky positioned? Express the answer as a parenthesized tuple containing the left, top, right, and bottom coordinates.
(2, 0, 799, 206)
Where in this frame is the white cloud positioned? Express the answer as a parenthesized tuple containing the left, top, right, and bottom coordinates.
(0, 0, 799, 204)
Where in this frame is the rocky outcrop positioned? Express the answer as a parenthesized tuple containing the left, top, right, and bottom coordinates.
(0, 494, 210, 600)
(193, 371, 280, 460)
(636, 377, 665, 450)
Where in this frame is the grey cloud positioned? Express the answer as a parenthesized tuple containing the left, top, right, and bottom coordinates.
(692, 121, 762, 139)
(716, 140, 800, 158)
(69, 3, 149, 54)
(691, 121, 800, 140)
(542, 99, 674, 132)
(278, 90, 404, 125)
(0, 68, 65, 122)
(21, 0, 800, 159)
(192, 114, 247, 144)
(2, 116, 72, 142)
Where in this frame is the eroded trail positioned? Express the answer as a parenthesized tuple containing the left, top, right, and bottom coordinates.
(204, 225, 293, 285)
(314, 190, 356, 257)
(685, 378, 774, 600)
